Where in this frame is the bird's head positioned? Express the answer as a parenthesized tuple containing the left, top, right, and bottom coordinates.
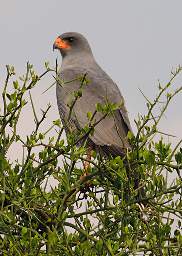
(53, 32, 92, 58)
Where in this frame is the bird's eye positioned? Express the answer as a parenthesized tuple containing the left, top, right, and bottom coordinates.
(67, 37, 74, 42)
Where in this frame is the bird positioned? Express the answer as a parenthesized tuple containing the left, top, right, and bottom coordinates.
(53, 32, 132, 160)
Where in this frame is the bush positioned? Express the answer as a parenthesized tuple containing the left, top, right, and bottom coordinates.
(0, 63, 181, 255)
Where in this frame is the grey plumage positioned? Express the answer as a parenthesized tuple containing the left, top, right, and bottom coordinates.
(54, 32, 132, 157)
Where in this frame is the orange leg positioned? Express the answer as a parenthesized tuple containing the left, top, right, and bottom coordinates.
(80, 147, 92, 182)
(83, 146, 92, 173)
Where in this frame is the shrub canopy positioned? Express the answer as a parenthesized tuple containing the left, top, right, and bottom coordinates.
(0, 63, 181, 255)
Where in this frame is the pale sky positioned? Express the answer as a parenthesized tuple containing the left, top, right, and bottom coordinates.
(0, 0, 182, 155)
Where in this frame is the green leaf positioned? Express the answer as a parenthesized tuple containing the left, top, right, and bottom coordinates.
(48, 230, 58, 246)
(87, 111, 92, 120)
(175, 151, 182, 164)
(21, 227, 28, 235)
(13, 80, 19, 89)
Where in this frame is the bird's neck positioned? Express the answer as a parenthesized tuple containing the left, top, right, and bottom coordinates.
(61, 52, 95, 69)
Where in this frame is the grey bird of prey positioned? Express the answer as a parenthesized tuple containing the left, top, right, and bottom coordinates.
(53, 32, 132, 157)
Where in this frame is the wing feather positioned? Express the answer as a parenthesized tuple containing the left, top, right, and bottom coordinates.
(56, 66, 132, 153)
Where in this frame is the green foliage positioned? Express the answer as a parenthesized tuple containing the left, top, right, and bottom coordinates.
(0, 63, 181, 255)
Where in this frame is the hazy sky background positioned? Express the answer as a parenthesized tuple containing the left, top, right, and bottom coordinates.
(0, 0, 182, 160)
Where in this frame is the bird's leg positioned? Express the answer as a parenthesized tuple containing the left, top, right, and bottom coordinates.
(80, 147, 93, 195)
(83, 146, 92, 175)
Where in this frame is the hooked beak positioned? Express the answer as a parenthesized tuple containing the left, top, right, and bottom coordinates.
(53, 37, 70, 51)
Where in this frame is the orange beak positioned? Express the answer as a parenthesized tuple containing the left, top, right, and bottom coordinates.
(53, 37, 70, 50)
